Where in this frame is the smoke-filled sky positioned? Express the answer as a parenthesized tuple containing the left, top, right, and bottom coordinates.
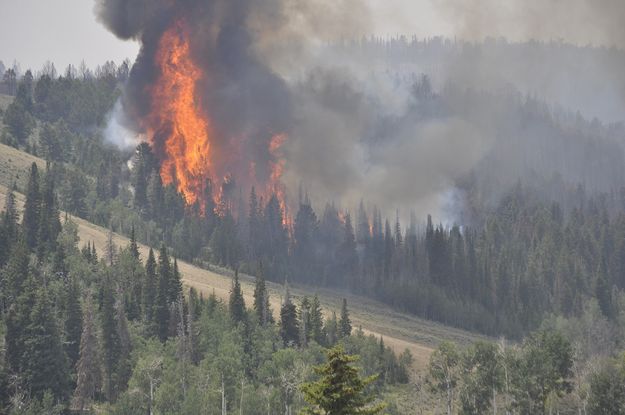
(1, 0, 624, 71)
(2, 0, 625, 223)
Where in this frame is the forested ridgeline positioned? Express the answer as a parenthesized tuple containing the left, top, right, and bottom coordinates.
(2, 57, 625, 341)
(0, 170, 413, 413)
(2, 164, 625, 414)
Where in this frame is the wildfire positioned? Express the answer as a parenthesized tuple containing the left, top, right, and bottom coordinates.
(147, 20, 212, 208)
(144, 19, 291, 223)
(268, 133, 291, 226)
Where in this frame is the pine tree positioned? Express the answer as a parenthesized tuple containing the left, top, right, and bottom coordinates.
(155, 244, 171, 342)
(248, 187, 260, 260)
(133, 144, 150, 210)
(299, 296, 312, 347)
(105, 228, 116, 266)
(337, 214, 358, 287)
(143, 248, 157, 325)
(253, 266, 271, 325)
(22, 162, 41, 250)
(37, 170, 61, 258)
(309, 295, 325, 345)
(339, 298, 352, 338)
(3, 238, 30, 306)
(64, 277, 83, 368)
(129, 224, 140, 261)
(2, 186, 19, 240)
(5, 275, 37, 376)
(81, 241, 92, 262)
(229, 269, 246, 324)
(169, 258, 183, 304)
(279, 282, 299, 347)
(22, 287, 71, 401)
(91, 242, 98, 264)
(100, 278, 120, 400)
(72, 296, 101, 411)
(96, 162, 109, 200)
(115, 294, 132, 394)
(300, 345, 385, 415)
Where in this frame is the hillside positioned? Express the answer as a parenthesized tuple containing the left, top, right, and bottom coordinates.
(0, 142, 486, 371)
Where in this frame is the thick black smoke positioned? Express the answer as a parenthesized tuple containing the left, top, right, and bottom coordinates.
(95, 0, 296, 185)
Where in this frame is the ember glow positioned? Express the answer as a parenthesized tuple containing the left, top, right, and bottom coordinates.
(147, 20, 213, 208)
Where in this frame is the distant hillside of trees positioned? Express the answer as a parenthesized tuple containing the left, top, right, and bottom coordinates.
(3, 56, 625, 340)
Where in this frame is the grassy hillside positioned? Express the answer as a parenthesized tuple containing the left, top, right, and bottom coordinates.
(0, 144, 487, 372)
(0, 142, 46, 190)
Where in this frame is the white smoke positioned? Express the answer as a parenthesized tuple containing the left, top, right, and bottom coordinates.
(103, 99, 143, 150)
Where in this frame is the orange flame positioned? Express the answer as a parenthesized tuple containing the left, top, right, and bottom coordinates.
(147, 20, 212, 208)
(267, 133, 291, 226)
(146, 19, 290, 220)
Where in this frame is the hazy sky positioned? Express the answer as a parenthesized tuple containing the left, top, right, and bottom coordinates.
(0, 0, 139, 71)
(0, 0, 622, 72)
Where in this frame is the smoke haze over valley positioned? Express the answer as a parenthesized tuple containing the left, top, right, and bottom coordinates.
(4, 2, 625, 413)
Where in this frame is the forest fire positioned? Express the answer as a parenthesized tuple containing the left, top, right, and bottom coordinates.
(268, 133, 290, 225)
(144, 19, 289, 216)
(146, 20, 212, 209)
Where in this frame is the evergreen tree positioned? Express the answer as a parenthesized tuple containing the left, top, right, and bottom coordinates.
(115, 295, 132, 394)
(132, 143, 152, 211)
(91, 242, 98, 264)
(22, 287, 71, 401)
(129, 224, 140, 261)
(37, 170, 61, 258)
(309, 295, 325, 345)
(229, 269, 246, 324)
(22, 162, 41, 250)
(293, 201, 319, 280)
(2, 187, 18, 235)
(100, 278, 120, 400)
(5, 275, 37, 376)
(169, 258, 183, 304)
(339, 298, 352, 338)
(248, 187, 261, 260)
(72, 296, 101, 412)
(337, 214, 358, 286)
(155, 244, 171, 341)
(300, 345, 385, 415)
(143, 248, 157, 325)
(147, 169, 164, 221)
(279, 282, 299, 347)
(96, 162, 109, 200)
(253, 266, 271, 325)
(299, 296, 312, 347)
(3, 238, 30, 307)
(64, 278, 83, 368)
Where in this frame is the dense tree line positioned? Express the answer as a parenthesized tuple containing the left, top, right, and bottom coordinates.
(5, 60, 625, 341)
(0, 164, 410, 413)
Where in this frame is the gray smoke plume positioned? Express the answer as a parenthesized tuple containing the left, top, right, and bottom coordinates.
(437, 0, 625, 48)
(95, 0, 625, 222)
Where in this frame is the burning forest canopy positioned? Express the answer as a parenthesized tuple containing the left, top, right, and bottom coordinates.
(93, 0, 625, 226)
